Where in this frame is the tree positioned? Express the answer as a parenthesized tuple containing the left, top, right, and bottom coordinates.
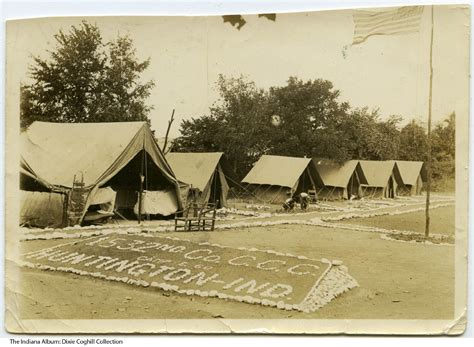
(174, 76, 360, 178)
(432, 112, 455, 162)
(431, 112, 455, 188)
(372, 115, 401, 160)
(398, 120, 428, 161)
(173, 75, 271, 180)
(20, 85, 35, 130)
(99, 36, 155, 122)
(264, 79, 402, 161)
(174, 75, 406, 179)
(20, 21, 155, 129)
(339, 108, 401, 161)
(266, 77, 350, 159)
(174, 75, 407, 180)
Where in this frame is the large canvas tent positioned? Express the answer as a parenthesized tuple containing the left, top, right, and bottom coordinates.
(166, 152, 229, 208)
(20, 121, 183, 227)
(241, 155, 318, 203)
(390, 160, 427, 195)
(312, 159, 368, 200)
(20, 190, 66, 228)
(359, 160, 403, 198)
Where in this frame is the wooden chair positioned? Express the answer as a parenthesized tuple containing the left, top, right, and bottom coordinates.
(200, 203, 217, 231)
(174, 202, 217, 232)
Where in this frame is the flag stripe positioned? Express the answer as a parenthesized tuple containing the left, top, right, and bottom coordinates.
(353, 6, 423, 21)
(354, 27, 420, 42)
(354, 16, 422, 36)
(353, 29, 421, 44)
(352, 6, 424, 45)
(354, 28, 420, 41)
(354, 10, 407, 22)
(354, 13, 423, 30)
(354, 24, 422, 42)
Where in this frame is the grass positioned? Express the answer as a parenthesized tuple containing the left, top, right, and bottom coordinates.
(384, 232, 454, 244)
(432, 177, 455, 193)
(339, 205, 455, 236)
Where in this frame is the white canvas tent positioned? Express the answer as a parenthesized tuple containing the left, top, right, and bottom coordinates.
(312, 159, 368, 200)
(359, 160, 403, 198)
(241, 155, 318, 203)
(166, 152, 229, 208)
(20, 121, 183, 227)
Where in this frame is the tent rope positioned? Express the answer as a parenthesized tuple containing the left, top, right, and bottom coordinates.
(223, 174, 268, 204)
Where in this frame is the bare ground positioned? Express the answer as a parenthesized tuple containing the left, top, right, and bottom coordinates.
(14, 213, 454, 320)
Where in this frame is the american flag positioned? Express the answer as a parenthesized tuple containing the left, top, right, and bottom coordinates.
(352, 6, 424, 45)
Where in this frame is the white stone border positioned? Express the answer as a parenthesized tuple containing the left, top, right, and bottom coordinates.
(379, 234, 454, 246)
(20, 196, 454, 235)
(320, 202, 453, 222)
(20, 208, 454, 247)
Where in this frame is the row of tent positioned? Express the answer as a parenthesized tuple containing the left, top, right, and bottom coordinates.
(19, 121, 426, 228)
(241, 155, 427, 203)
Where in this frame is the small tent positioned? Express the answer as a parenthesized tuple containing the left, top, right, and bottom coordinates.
(20, 121, 183, 227)
(165, 152, 229, 208)
(390, 160, 426, 195)
(359, 160, 403, 198)
(312, 159, 368, 200)
(241, 155, 319, 203)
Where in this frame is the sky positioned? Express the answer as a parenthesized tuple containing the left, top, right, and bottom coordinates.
(6, 4, 470, 137)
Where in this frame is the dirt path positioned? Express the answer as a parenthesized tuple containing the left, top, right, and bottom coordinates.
(20, 195, 454, 240)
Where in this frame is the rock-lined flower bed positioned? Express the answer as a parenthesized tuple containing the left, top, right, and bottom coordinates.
(380, 233, 454, 245)
(19, 234, 358, 313)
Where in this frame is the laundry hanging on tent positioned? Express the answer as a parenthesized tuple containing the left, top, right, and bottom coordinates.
(89, 187, 117, 213)
(133, 190, 179, 216)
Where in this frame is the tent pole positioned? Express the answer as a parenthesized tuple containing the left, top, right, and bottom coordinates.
(425, 5, 434, 238)
(144, 139, 149, 221)
(306, 167, 316, 193)
(354, 168, 361, 198)
(138, 139, 145, 224)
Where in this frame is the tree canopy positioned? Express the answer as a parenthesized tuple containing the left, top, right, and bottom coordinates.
(398, 120, 429, 161)
(20, 21, 155, 129)
(173, 75, 455, 184)
(431, 112, 455, 187)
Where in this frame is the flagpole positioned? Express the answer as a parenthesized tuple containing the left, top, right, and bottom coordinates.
(425, 5, 434, 238)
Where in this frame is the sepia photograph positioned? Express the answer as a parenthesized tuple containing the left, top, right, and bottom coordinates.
(3, 2, 469, 335)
